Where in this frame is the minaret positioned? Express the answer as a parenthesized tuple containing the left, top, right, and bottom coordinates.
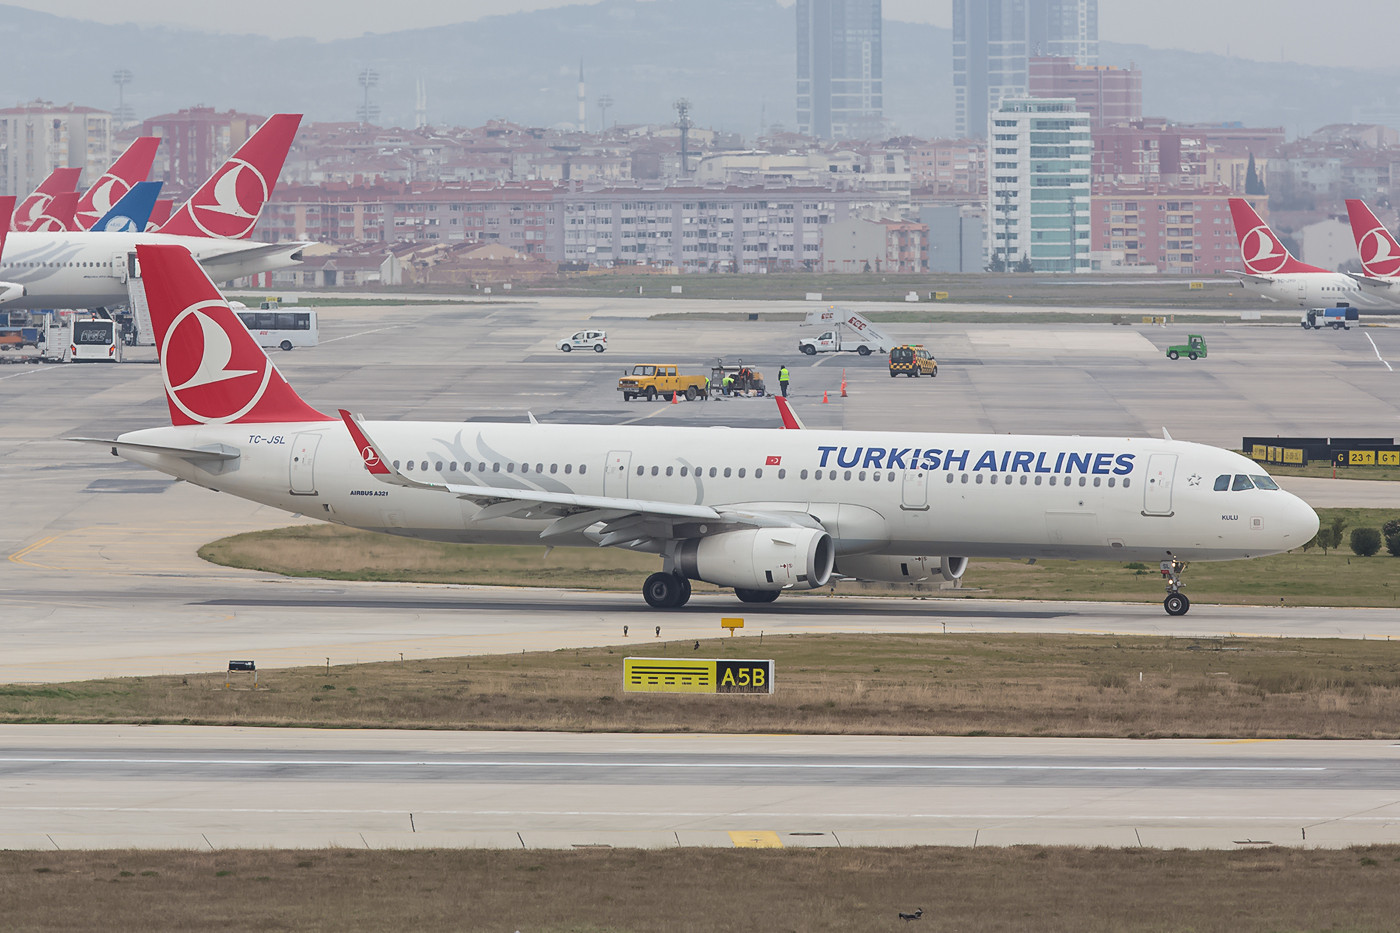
(577, 60, 586, 132)
(415, 77, 427, 130)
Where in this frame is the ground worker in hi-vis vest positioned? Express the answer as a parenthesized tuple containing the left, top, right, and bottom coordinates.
(778, 364, 790, 397)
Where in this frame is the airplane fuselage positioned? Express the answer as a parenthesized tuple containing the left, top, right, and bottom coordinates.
(0, 231, 305, 308)
(1240, 271, 1398, 309)
(112, 420, 1318, 564)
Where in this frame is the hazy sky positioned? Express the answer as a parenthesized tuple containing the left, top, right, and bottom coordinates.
(8, 0, 1400, 66)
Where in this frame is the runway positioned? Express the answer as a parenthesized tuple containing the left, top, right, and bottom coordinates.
(4, 726, 1399, 851)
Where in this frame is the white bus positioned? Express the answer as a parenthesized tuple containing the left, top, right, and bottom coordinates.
(69, 318, 122, 362)
(235, 305, 318, 351)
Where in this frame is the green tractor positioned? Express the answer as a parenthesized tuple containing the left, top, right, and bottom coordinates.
(1166, 335, 1206, 361)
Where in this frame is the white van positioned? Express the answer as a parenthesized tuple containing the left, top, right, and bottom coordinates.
(557, 329, 607, 352)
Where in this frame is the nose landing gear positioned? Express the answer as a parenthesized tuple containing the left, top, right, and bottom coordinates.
(1161, 558, 1190, 615)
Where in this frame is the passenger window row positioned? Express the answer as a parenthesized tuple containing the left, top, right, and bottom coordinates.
(391, 459, 588, 476)
(947, 473, 1131, 488)
(634, 465, 790, 479)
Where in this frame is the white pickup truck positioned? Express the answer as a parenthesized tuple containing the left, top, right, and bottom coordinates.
(797, 308, 893, 356)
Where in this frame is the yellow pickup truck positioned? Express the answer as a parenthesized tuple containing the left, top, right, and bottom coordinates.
(618, 364, 709, 402)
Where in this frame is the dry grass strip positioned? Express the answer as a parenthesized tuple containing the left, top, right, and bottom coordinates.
(5, 846, 1400, 932)
(5, 633, 1400, 739)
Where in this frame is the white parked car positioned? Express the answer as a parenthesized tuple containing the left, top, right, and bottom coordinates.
(557, 329, 607, 352)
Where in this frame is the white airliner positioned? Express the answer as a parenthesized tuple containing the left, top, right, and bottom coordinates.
(75, 245, 1319, 616)
(0, 114, 307, 310)
(1228, 197, 1398, 309)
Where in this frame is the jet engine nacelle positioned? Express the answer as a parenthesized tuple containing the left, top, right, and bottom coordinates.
(677, 527, 834, 591)
(834, 554, 968, 585)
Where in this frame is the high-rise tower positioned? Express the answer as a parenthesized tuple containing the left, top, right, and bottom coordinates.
(796, 0, 883, 139)
(955, 0, 1097, 138)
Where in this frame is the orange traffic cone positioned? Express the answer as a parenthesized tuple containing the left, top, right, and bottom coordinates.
(671, 390, 680, 404)
(840, 369, 848, 398)
(822, 390, 829, 404)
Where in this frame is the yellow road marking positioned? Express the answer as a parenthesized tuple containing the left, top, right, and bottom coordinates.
(8, 535, 59, 567)
(729, 831, 783, 848)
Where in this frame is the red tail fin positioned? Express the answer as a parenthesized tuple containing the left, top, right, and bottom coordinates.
(12, 167, 82, 231)
(26, 191, 79, 232)
(135, 244, 331, 426)
(1228, 197, 1325, 274)
(147, 198, 174, 232)
(76, 136, 161, 230)
(0, 196, 15, 255)
(158, 113, 301, 240)
(1345, 199, 1400, 278)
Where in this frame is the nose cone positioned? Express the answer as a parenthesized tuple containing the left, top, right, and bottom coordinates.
(1280, 492, 1320, 549)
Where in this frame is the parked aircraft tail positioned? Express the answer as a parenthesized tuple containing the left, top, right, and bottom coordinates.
(134, 243, 331, 426)
(26, 191, 80, 232)
(12, 168, 82, 231)
(157, 113, 302, 240)
(1227, 197, 1326, 275)
(91, 181, 163, 233)
(147, 198, 175, 232)
(76, 136, 161, 229)
(1344, 198, 1400, 278)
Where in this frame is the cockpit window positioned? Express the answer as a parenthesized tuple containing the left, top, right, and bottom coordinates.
(1232, 474, 1255, 491)
(1214, 474, 1230, 491)
(1250, 475, 1280, 490)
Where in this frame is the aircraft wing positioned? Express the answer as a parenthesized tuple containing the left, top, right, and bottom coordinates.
(198, 240, 312, 275)
(1225, 269, 1280, 285)
(1345, 272, 1398, 290)
(339, 411, 816, 548)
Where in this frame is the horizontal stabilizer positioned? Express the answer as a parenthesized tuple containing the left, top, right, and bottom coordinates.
(68, 437, 241, 462)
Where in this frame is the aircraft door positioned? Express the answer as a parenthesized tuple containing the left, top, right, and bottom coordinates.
(900, 469, 929, 511)
(112, 253, 129, 283)
(604, 450, 631, 498)
(1142, 453, 1177, 516)
(289, 433, 321, 495)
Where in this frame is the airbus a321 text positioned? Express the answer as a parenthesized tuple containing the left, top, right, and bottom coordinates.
(75, 245, 1320, 616)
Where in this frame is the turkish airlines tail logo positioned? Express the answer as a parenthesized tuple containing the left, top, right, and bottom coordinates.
(159, 114, 302, 240)
(1228, 197, 1326, 275)
(12, 167, 82, 232)
(76, 136, 160, 230)
(1346, 199, 1400, 278)
(27, 192, 80, 232)
(135, 244, 331, 426)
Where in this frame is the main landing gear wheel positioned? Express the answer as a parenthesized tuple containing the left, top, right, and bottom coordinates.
(1164, 593, 1190, 616)
(643, 572, 690, 608)
(734, 588, 780, 604)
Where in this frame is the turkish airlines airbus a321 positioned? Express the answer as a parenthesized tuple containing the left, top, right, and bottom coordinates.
(1228, 197, 1400, 309)
(75, 245, 1319, 616)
